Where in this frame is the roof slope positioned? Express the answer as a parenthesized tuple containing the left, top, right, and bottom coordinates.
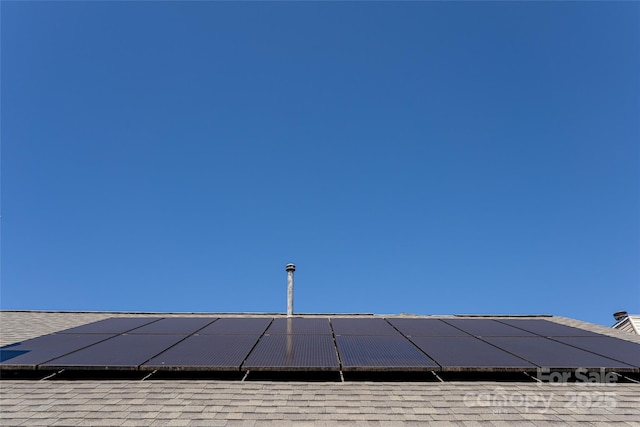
(2, 311, 640, 426)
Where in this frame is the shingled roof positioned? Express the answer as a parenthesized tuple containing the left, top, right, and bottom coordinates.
(1, 310, 639, 426)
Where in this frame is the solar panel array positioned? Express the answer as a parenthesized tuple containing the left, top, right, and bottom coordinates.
(1, 317, 639, 375)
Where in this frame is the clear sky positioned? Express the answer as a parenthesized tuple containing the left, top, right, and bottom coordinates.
(2, 1, 638, 326)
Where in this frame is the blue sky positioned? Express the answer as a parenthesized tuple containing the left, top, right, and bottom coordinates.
(2, 2, 638, 326)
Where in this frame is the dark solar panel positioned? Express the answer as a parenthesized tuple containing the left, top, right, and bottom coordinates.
(331, 318, 399, 336)
(242, 335, 339, 370)
(442, 319, 537, 337)
(6, 315, 629, 377)
(143, 335, 260, 371)
(497, 319, 601, 337)
(0, 334, 116, 369)
(388, 319, 471, 337)
(409, 336, 536, 371)
(128, 318, 216, 335)
(483, 337, 636, 370)
(552, 337, 640, 368)
(57, 318, 162, 334)
(336, 335, 439, 371)
(199, 318, 272, 335)
(265, 318, 332, 335)
(41, 334, 186, 370)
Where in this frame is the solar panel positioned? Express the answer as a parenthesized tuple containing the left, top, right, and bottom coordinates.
(496, 319, 601, 337)
(387, 319, 470, 337)
(57, 318, 162, 334)
(265, 318, 332, 335)
(143, 335, 260, 371)
(242, 335, 339, 370)
(3, 315, 628, 377)
(336, 335, 439, 371)
(409, 336, 536, 371)
(0, 334, 116, 369)
(41, 334, 186, 370)
(482, 337, 636, 370)
(442, 319, 537, 337)
(199, 318, 272, 335)
(331, 318, 399, 336)
(128, 318, 217, 335)
(552, 336, 640, 368)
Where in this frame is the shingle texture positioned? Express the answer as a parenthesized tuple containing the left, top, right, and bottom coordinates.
(2, 311, 640, 426)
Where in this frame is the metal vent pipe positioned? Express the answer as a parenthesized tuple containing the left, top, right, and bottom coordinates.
(286, 264, 295, 317)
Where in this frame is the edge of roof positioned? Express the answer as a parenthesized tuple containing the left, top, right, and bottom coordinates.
(613, 315, 640, 334)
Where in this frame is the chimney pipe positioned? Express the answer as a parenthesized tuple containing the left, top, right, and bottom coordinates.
(286, 264, 295, 317)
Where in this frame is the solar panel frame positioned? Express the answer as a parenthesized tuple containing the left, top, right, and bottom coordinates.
(331, 318, 399, 336)
(198, 318, 272, 335)
(242, 335, 340, 371)
(482, 337, 637, 371)
(551, 336, 640, 369)
(442, 319, 537, 337)
(0, 334, 117, 370)
(142, 335, 261, 371)
(56, 318, 162, 334)
(40, 334, 187, 371)
(265, 318, 332, 335)
(128, 318, 217, 335)
(496, 319, 602, 337)
(336, 335, 440, 371)
(387, 319, 471, 337)
(408, 336, 537, 372)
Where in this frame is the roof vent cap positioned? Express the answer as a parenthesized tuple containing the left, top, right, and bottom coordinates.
(613, 311, 628, 322)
